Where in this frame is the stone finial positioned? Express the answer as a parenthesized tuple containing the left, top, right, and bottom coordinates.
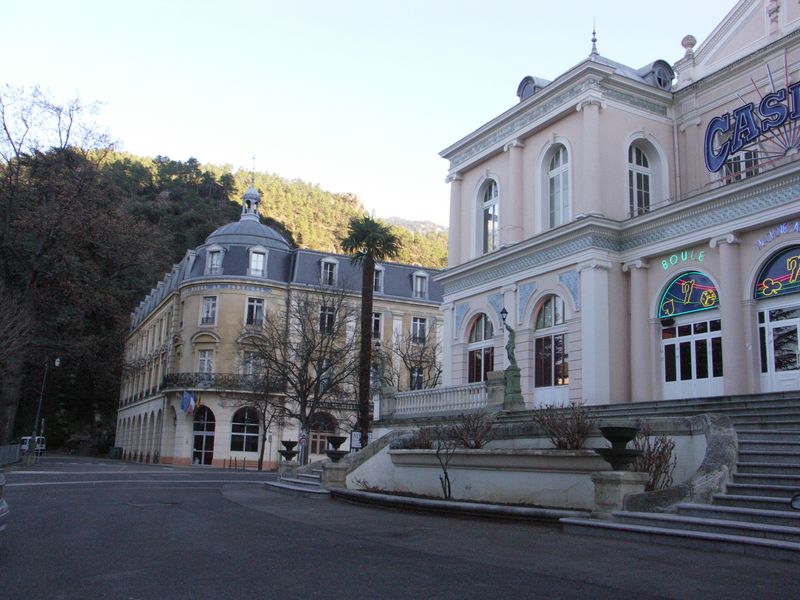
(681, 34, 697, 56)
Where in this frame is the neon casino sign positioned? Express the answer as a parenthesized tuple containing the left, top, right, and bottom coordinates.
(704, 62, 800, 174)
(754, 246, 800, 299)
(658, 271, 720, 319)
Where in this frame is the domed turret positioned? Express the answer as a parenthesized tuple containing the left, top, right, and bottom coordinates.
(204, 185, 291, 249)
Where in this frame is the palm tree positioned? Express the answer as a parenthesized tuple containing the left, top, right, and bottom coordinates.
(342, 215, 401, 449)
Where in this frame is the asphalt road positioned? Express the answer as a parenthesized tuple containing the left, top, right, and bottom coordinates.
(1, 455, 798, 600)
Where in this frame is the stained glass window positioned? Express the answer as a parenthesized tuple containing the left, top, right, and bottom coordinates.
(658, 271, 719, 319)
(754, 246, 800, 300)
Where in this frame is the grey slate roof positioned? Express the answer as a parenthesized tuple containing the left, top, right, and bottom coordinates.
(130, 212, 442, 329)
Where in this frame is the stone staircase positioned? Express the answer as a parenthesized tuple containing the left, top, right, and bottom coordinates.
(557, 394, 800, 561)
(265, 466, 330, 497)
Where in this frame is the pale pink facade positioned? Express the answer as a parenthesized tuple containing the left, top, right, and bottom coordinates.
(437, 0, 800, 406)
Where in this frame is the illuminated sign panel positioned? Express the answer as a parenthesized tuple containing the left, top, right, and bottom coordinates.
(658, 271, 719, 319)
(704, 82, 800, 172)
(755, 246, 800, 299)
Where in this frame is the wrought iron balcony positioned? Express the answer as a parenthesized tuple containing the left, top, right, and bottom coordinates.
(162, 372, 286, 393)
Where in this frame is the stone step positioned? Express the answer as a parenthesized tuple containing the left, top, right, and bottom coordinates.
(264, 481, 330, 497)
(737, 429, 800, 442)
(713, 493, 797, 511)
(736, 462, 800, 476)
(732, 419, 800, 430)
(297, 472, 322, 483)
(737, 450, 800, 464)
(279, 476, 322, 489)
(738, 439, 800, 452)
(677, 502, 800, 527)
(733, 472, 800, 487)
(561, 517, 800, 562)
(725, 482, 800, 499)
(613, 511, 800, 543)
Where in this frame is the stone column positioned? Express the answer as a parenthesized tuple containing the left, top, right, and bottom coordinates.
(503, 139, 525, 246)
(623, 260, 651, 402)
(711, 234, 749, 394)
(446, 173, 463, 267)
(578, 259, 612, 404)
(578, 98, 603, 216)
(441, 303, 454, 386)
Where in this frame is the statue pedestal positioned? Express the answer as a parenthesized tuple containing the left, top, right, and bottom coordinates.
(591, 471, 648, 518)
(503, 367, 525, 411)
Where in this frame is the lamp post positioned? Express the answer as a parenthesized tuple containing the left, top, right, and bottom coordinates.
(28, 357, 60, 465)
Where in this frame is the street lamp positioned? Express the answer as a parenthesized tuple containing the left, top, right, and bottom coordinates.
(500, 307, 508, 324)
(28, 357, 60, 464)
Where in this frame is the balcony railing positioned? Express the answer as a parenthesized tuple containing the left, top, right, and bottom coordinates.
(162, 372, 287, 393)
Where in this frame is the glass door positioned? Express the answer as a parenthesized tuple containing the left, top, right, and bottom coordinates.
(759, 305, 800, 392)
(661, 317, 723, 399)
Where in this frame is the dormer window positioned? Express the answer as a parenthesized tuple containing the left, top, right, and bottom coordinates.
(413, 271, 429, 299)
(321, 258, 338, 286)
(206, 246, 224, 275)
(374, 267, 384, 294)
(654, 66, 671, 90)
(248, 247, 267, 277)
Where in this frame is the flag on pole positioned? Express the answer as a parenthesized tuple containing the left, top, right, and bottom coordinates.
(181, 391, 191, 413)
(188, 392, 196, 415)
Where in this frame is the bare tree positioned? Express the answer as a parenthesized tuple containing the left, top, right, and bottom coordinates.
(382, 326, 442, 391)
(238, 285, 359, 464)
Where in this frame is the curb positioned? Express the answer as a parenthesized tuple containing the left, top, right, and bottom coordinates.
(329, 488, 589, 522)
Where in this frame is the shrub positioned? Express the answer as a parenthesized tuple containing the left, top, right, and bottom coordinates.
(390, 427, 435, 449)
(448, 411, 496, 449)
(531, 402, 594, 449)
(632, 424, 677, 491)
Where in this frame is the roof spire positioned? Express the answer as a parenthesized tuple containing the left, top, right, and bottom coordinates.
(251, 155, 256, 187)
(590, 19, 598, 57)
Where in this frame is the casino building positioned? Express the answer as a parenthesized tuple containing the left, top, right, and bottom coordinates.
(436, 0, 800, 407)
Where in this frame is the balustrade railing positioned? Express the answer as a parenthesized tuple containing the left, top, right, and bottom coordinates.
(386, 382, 489, 418)
(162, 372, 287, 393)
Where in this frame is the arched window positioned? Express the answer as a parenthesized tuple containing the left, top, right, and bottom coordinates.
(309, 411, 338, 455)
(467, 313, 494, 383)
(534, 295, 568, 388)
(230, 407, 260, 452)
(480, 180, 499, 254)
(628, 143, 651, 216)
(547, 145, 570, 228)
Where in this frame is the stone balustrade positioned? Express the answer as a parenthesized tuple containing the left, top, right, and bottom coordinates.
(380, 376, 505, 419)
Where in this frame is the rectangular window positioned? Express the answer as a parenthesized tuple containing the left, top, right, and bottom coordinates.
(198, 349, 213, 374)
(372, 312, 381, 338)
(409, 366, 424, 390)
(318, 359, 332, 390)
(320, 306, 335, 334)
(664, 344, 677, 382)
(411, 317, 427, 343)
(321, 262, 336, 286)
(201, 297, 217, 325)
(773, 325, 799, 372)
(208, 250, 223, 274)
(242, 351, 259, 376)
(249, 252, 265, 277)
(535, 337, 553, 387)
(374, 269, 384, 293)
(468, 347, 493, 383)
(695, 339, 709, 379)
(679, 341, 693, 380)
(413, 275, 428, 299)
(246, 298, 264, 326)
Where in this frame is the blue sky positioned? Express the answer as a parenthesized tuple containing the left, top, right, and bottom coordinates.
(2, 1, 729, 225)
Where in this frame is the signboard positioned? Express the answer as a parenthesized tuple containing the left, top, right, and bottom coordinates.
(704, 82, 800, 172)
(658, 271, 719, 319)
(755, 246, 800, 299)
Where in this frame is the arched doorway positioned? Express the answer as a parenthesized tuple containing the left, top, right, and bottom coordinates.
(192, 406, 216, 465)
(658, 271, 723, 399)
(754, 245, 800, 392)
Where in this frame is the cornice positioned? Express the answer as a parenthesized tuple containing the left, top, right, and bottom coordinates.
(442, 66, 673, 174)
(438, 166, 800, 296)
(674, 28, 800, 97)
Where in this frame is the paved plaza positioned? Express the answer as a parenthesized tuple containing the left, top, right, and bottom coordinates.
(1, 455, 797, 599)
